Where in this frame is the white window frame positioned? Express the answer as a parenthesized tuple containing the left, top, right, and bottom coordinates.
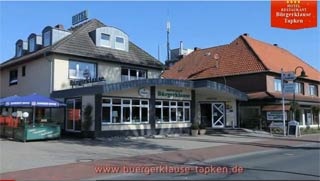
(100, 33, 111, 48)
(101, 98, 149, 125)
(115, 36, 125, 50)
(309, 84, 318, 96)
(156, 100, 191, 123)
(274, 78, 282, 92)
(121, 68, 147, 82)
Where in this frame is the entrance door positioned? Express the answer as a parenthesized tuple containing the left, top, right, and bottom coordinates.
(66, 98, 82, 132)
(200, 104, 212, 127)
(212, 103, 225, 128)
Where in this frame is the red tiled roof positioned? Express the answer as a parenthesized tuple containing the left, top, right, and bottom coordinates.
(163, 35, 320, 82)
(242, 35, 320, 81)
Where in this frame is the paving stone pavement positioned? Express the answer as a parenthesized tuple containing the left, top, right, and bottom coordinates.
(0, 133, 319, 180)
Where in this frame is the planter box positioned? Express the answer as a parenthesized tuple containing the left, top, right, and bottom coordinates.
(199, 129, 206, 135)
(191, 129, 198, 136)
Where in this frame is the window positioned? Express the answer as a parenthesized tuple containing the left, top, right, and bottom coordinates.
(156, 100, 190, 123)
(16, 44, 23, 57)
(43, 31, 51, 47)
(29, 37, 35, 52)
(101, 33, 110, 40)
(22, 66, 26, 77)
(274, 79, 282, 92)
(121, 68, 147, 82)
(309, 84, 318, 96)
(102, 98, 149, 124)
(115, 36, 125, 50)
(295, 82, 304, 94)
(101, 33, 111, 47)
(68, 60, 96, 79)
(9, 69, 18, 85)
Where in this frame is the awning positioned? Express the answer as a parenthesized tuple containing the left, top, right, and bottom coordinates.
(262, 105, 291, 111)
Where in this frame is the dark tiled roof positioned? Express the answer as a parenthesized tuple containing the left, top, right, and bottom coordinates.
(1, 19, 164, 69)
(163, 35, 320, 82)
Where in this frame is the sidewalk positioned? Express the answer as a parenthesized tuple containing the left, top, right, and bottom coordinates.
(0, 133, 319, 180)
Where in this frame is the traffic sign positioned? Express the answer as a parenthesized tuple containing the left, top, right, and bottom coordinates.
(282, 72, 296, 81)
(283, 83, 295, 93)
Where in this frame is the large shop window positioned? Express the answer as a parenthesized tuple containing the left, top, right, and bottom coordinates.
(121, 68, 146, 81)
(9, 69, 18, 85)
(102, 98, 149, 124)
(69, 60, 96, 79)
(155, 100, 190, 123)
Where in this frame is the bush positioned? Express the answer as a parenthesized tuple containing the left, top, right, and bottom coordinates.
(191, 122, 199, 130)
(199, 122, 206, 129)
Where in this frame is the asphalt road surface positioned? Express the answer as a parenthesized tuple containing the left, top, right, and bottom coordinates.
(95, 143, 320, 180)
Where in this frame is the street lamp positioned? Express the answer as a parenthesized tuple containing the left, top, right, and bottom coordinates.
(292, 66, 307, 121)
(281, 66, 307, 136)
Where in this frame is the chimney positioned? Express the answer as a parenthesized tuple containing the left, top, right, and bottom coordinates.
(273, 43, 278, 46)
(179, 41, 183, 55)
(54, 24, 64, 30)
(243, 33, 249, 36)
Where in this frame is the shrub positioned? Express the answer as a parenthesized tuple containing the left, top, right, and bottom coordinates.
(190, 122, 199, 130)
(199, 122, 206, 129)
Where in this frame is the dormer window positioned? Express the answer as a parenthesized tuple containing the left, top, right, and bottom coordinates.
(43, 31, 51, 47)
(29, 37, 35, 52)
(115, 36, 125, 50)
(92, 27, 129, 52)
(15, 40, 23, 57)
(16, 44, 23, 57)
(101, 33, 111, 47)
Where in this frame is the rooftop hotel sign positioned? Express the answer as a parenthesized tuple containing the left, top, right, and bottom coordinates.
(72, 10, 88, 26)
(156, 88, 191, 100)
(271, 0, 317, 29)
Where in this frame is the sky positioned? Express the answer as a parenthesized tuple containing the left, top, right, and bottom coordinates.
(0, 1, 319, 70)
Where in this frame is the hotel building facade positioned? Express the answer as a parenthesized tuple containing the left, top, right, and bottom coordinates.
(0, 18, 247, 137)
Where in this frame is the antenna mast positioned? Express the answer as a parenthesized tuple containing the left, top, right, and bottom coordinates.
(166, 21, 171, 61)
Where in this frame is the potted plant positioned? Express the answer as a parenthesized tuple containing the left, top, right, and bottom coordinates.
(190, 122, 199, 136)
(199, 122, 207, 135)
(82, 104, 93, 138)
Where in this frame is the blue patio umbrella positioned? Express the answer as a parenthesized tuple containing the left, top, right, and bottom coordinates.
(0, 95, 20, 106)
(2, 93, 65, 125)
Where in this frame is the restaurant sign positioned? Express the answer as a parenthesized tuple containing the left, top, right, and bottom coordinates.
(70, 77, 105, 86)
(267, 111, 287, 121)
(156, 88, 191, 100)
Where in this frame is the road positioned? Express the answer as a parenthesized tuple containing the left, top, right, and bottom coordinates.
(95, 143, 320, 180)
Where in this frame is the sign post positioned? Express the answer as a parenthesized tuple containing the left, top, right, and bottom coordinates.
(281, 69, 286, 136)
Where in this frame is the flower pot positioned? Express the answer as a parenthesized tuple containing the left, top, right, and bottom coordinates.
(191, 129, 199, 136)
(199, 129, 206, 135)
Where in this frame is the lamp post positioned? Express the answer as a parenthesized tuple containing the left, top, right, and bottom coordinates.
(292, 66, 307, 121)
(281, 66, 307, 136)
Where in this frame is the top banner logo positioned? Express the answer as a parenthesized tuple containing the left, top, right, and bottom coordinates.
(271, 0, 317, 29)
